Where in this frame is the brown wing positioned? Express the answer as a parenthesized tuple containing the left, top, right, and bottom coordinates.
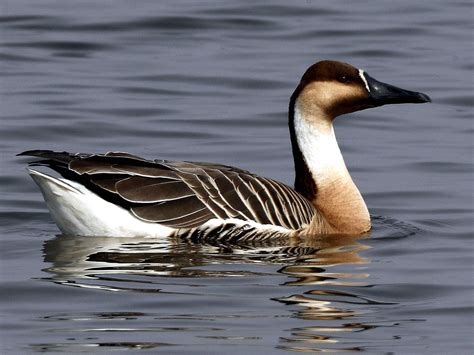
(19, 150, 315, 229)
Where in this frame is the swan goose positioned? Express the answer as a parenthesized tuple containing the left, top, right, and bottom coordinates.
(19, 60, 430, 240)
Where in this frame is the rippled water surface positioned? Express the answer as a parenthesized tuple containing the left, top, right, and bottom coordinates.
(1, 1, 473, 353)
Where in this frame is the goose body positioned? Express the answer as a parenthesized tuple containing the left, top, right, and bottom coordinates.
(20, 60, 430, 239)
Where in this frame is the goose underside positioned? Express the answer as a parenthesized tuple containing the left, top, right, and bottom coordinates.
(20, 150, 315, 239)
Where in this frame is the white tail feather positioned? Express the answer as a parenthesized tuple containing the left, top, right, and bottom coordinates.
(27, 169, 174, 237)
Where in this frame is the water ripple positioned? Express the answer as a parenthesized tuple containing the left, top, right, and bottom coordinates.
(3, 40, 115, 52)
(4, 15, 279, 32)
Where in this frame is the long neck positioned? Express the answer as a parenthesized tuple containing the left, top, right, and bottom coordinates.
(289, 97, 371, 234)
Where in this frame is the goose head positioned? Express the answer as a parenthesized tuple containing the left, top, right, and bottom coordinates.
(288, 61, 431, 233)
(291, 60, 431, 119)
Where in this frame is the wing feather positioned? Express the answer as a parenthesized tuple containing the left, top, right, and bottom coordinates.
(21, 150, 316, 230)
(261, 177, 297, 229)
(191, 173, 243, 219)
(131, 196, 208, 223)
(178, 174, 229, 219)
(116, 176, 194, 203)
(242, 176, 280, 225)
(206, 170, 253, 221)
(90, 176, 123, 193)
(233, 174, 267, 224)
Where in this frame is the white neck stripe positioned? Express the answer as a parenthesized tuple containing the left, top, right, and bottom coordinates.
(293, 104, 348, 183)
(358, 69, 370, 93)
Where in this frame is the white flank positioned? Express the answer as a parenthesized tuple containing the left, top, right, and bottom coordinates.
(28, 169, 174, 237)
(293, 104, 348, 183)
(28, 169, 290, 238)
(358, 69, 370, 93)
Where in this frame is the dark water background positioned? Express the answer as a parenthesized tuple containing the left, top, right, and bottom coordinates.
(1, 0, 473, 353)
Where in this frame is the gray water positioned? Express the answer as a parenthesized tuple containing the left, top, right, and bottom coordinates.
(1, 1, 473, 353)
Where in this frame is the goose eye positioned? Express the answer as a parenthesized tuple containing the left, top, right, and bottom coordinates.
(338, 75, 351, 84)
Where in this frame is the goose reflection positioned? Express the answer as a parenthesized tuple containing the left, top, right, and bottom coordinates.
(272, 235, 403, 352)
(42, 233, 369, 284)
(41, 222, 403, 352)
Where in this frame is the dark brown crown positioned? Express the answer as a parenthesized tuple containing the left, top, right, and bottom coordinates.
(299, 60, 362, 86)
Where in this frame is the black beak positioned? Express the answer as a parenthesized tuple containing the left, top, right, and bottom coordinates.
(365, 73, 431, 106)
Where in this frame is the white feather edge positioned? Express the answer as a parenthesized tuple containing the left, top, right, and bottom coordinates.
(358, 69, 370, 93)
(27, 168, 290, 238)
